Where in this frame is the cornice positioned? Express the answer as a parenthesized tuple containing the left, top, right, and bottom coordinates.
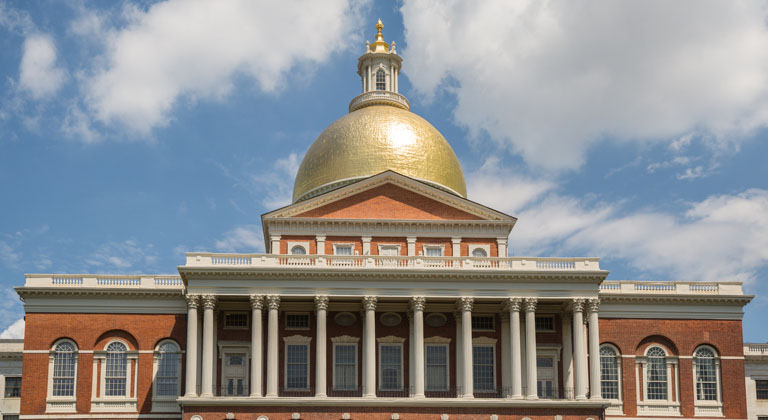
(601, 294, 752, 306)
(16, 287, 184, 300)
(263, 218, 515, 236)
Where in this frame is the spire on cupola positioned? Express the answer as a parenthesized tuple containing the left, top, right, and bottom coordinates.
(350, 19, 408, 113)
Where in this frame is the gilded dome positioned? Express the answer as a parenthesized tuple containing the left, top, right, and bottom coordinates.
(293, 105, 467, 202)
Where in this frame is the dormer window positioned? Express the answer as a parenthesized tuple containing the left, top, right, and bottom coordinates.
(376, 69, 386, 90)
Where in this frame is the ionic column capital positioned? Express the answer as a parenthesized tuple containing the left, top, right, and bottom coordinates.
(362, 296, 377, 311)
(523, 298, 538, 312)
(249, 294, 264, 310)
(457, 296, 474, 312)
(410, 296, 426, 312)
(504, 297, 522, 312)
(587, 298, 601, 314)
(185, 294, 200, 309)
(265, 295, 281, 310)
(201, 294, 216, 310)
(570, 298, 586, 313)
(315, 295, 329, 311)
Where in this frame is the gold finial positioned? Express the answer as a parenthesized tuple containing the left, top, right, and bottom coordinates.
(370, 19, 390, 53)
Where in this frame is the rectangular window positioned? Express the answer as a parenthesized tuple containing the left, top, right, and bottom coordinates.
(286, 344, 309, 390)
(334, 245, 353, 255)
(757, 380, 768, 400)
(425, 344, 449, 391)
(105, 352, 127, 396)
(224, 313, 248, 328)
(534, 315, 555, 332)
(286, 313, 310, 330)
(3, 377, 20, 397)
(472, 345, 495, 391)
(156, 352, 179, 397)
(471, 315, 495, 331)
(424, 246, 443, 257)
(379, 344, 403, 390)
(3, 415, 19, 420)
(333, 344, 357, 390)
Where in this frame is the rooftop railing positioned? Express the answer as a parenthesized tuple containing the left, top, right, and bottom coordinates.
(348, 91, 410, 112)
(599, 281, 744, 296)
(744, 343, 768, 356)
(24, 275, 184, 289)
(186, 253, 601, 271)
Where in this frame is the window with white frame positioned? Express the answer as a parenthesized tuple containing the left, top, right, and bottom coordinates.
(333, 343, 357, 390)
(636, 344, 679, 416)
(286, 313, 310, 330)
(51, 340, 77, 398)
(153, 341, 181, 399)
(379, 343, 403, 390)
(425, 344, 449, 391)
(290, 245, 306, 255)
(284, 336, 311, 390)
(376, 69, 386, 90)
(537, 356, 555, 398)
(471, 248, 487, 257)
(105, 342, 128, 396)
(92, 338, 137, 412)
(223, 353, 247, 396)
(333, 244, 353, 255)
(378, 245, 400, 256)
(646, 346, 668, 400)
(472, 345, 495, 392)
(693, 346, 720, 402)
(600, 345, 621, 400)
(423, 245, 443, 257)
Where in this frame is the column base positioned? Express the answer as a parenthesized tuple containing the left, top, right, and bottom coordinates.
(315, 393, 327, 398)
(526, 395, 539, 400)
(509, 394, 524, 400)
(412, 393, 425, 399)
(200, 392, 213, 398)
(363, 393, 377, 398)
(249, 393, 262, 398)
(461, 394, 474, 399)
(184, 392, 198, 397)
(266, 393, 278, 398)
(575, 394, 588, 400)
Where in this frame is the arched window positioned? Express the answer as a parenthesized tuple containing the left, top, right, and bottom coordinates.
(472, 248, 488, 258)
(154, 341, 181, 398)
(694, 346, 720, 402)
(52, 341, 77, 397)
(646, 346, 667, 400)
(600, 345, 620, 400)
(291, 245, 306, 255)
(376, 69, 386, 90)
(105, 341, 128, 396)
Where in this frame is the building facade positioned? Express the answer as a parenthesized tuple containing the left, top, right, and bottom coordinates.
(0, 339, 22, 420)
(745, 343, 768, 420)
(15, 22, 753, 420)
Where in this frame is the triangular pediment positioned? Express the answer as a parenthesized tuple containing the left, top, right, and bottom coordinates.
(262, 171, 516, 222)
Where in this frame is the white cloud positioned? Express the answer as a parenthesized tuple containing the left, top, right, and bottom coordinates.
(401, 0, 768, 170)
(83, 240, 159, 272)
(84, 0, 369, 135)
(215, 225, 264, 253)
(18, 34, 67, 99)
(467, 157, 555, 214)
(0, 318, 24, 339)
(256, 153, 300, 209)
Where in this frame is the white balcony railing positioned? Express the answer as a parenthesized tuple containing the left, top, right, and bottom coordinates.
(185, 253, 601, 271)
(24, 275, 184, 289)
(348, 91, 410, 112)
(744, 343, 768, 356)
(599, 281, 744, 296)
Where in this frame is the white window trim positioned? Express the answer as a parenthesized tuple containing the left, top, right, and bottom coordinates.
(600, 344, 624, 415)
(534, 314, 556, 332)
(332, 243, 355, 255)
(91, 339, 138, 413)
(471, 314, 495, 332)
(377, 244, 401, 256)
(421, 244, 445, 257)
(636, 345, 681, 417)
(283, 335, 312, 391)
(332, 342, 358, 391)
(468, 244, 490, 258)
(223, 311, 249, 330)
(535, 346, 561, 399)
(219, 344, 251, 396)
(425, 343, 450, 392)
(692, 345, 723, 417)
(46, 339, 78, 413)
(287, 241, 310, 255)
(151, 340, 181, 412)
(471, 343, 496, 392)
(377, 341, 404, 391)
(285, 312, 311, 331)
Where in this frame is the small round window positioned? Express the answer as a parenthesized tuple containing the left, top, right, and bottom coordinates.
(425, 313, 447, 328)
(334, 312, 356, 326)
(291, 246, 307, 255)
(472, 248, 488, 257)
(380, 312, 402, 327)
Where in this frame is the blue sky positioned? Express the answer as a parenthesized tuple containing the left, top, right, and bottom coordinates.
(1, 0, 768, 341)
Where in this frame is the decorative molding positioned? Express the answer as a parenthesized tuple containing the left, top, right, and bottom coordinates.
(314, 295, 329, 311)
(185, 294, 199, 309)
(457, 297, 474, 312)
(266, 295, 281, 310)
(523, 298, 537, 312)
(201, 294, 216, 310)
(377, 335, 406, 343)
(424, 336, 452, 344)
(331, 335, 361, 344)
(410, 296, 426, 311)
(362, 296, 377, 311)
(473, 336, 498, 345)
(504, 297, 522, 312)
(587, 298, 600, 313)
(283, 335, 312, 344)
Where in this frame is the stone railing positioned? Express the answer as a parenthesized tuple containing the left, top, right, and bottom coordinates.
(599, 281, 744, 296)
(348, 91, 410, 112)
(186, 253, 601, 271)
(24, 274, 184, 289)
(744, 343, 768, 356)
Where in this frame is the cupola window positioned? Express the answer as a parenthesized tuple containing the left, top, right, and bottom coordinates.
(376, 69, 386, 90)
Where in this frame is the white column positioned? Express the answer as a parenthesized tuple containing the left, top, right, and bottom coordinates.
(316, 235, 326, 255)
(524, 298, 538, 399)
(266, 295, 280, 397)
(200, 295, 216, 397)
(572, 299, 587, 400)
(496, 238, 508, 257)
(506, 298, 523, 399)
(500, 312, 510, 396)
(454, 311, 463, 395)
(587, 298, 602, 399)
(407, 237, 417, 256)
(562, 310, 574, 399)
(411, 297, 426, 398)
(315, 296, 329, 397)
(249, 295, 264, 397)
(458, 297, 474, 398)
(363, 296, 377, 397)
(184, 295, 199, 397)
(451, 238, 461, 257)
(362, 236, 372, 256)
(270, 235, 281, 254)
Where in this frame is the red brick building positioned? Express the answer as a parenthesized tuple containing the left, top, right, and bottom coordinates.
(15, 21, 752, 420)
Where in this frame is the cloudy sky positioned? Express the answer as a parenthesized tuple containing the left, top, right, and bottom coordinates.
(1, 0, 767, 341)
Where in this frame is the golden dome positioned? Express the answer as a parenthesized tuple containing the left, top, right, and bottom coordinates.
(293, 105, 467, 202)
